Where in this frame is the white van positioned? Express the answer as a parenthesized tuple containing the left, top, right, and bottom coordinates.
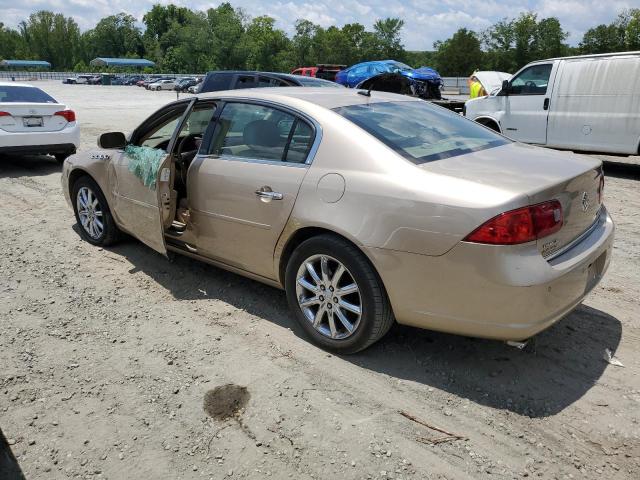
(464, 52, 640, 155)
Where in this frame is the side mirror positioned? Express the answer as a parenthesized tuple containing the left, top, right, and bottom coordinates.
(98, 132, 126, 149)
(498, 79, 510, 96)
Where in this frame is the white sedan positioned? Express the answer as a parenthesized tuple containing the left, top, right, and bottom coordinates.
(148, 80, 176, 91)
(0, 82, 80, 162)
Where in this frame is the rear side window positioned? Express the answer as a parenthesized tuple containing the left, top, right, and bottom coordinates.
(334, 101, 509, 164)
(204, 102, 314, 163)
(0, 86, 57, 103)
(235, 76, 257, 89)
(200, 73, 234, 93)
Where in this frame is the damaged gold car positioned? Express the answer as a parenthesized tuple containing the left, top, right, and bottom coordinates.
(62, 88, 614, 353)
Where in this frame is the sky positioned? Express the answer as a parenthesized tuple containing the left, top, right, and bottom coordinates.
(1, 0, 638, 50)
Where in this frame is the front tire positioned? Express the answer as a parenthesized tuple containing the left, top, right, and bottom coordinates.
(285, 235, 394, 353)
(71, 176, 120, 246)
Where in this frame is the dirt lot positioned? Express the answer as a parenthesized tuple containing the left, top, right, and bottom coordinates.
(1, 81, 639, 480)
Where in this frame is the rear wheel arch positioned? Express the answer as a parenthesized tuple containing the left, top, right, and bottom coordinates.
(277, 226, 388, 294)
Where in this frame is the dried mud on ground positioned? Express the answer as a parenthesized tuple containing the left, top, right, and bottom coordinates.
(1, 82, 639, 479)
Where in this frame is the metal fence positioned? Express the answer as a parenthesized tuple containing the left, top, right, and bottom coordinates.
(0, 71, 196, 81)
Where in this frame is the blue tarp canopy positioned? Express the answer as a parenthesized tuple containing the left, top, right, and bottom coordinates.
(90, 58, 155, 68)
(0, 60, 51, 68)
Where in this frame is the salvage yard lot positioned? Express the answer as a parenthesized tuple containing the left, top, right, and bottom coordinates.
(1, 81, 639, 479)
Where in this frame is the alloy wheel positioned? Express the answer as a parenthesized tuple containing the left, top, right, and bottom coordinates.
(76, 186, 104, 240)
(295, 254, 362, 340)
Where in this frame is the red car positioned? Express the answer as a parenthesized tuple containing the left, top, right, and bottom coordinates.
(291, 64, 346, 81)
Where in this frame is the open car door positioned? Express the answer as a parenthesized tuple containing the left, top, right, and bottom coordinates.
(110, 99, 195, 255)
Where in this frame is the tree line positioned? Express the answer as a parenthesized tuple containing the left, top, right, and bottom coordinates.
(1, 3, 639, 76)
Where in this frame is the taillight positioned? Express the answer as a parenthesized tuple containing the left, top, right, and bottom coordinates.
(54, 110, 76, 122)
(0, 111, 10, 117)
(464, 200, 563, 245)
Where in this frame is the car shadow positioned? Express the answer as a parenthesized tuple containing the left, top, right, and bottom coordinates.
(0, 428, 25, 480)
(0, 154, 60, 179)
(102, 237, 621, 418)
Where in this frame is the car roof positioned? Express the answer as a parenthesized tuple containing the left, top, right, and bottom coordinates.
(196, 86, 420, 110)
(0, 81, 38, 88)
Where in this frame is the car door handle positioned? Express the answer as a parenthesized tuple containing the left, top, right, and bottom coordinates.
(543, 98, 550, 110)
(255, 188, 283, 200)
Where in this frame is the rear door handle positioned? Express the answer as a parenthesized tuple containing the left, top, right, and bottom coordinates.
(255, 187, 283, 200)
(543, 98, 550, 110)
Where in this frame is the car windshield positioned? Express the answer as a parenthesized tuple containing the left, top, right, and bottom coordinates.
(295, 77, 343, 88)
(334, 100, 509, 164)
(0, 86, 57, 103)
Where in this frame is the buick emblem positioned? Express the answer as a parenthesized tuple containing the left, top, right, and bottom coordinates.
(581, 192, 590, 212)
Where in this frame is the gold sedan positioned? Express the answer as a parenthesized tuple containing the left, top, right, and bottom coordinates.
(61, 88, 614, 353)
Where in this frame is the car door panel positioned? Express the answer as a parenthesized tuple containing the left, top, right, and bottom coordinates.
(501, 63, 556, 144)
(109, 100, 194, 255)
(187, 156, 307, 279)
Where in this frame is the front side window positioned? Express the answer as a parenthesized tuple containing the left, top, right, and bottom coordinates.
(205, 102, 314, 163)
(334, 101, 509, 164)
(509, 64, 552, 95)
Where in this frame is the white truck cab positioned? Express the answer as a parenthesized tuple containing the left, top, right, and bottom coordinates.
(464, 51, 640, 155)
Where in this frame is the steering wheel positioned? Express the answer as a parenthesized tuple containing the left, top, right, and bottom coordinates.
(524, 80, 537, 90)
(176, 133, 200, 159)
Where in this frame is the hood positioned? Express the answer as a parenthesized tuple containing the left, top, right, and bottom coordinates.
(404, 66, 442, 84)
(473, 71, 511, 95)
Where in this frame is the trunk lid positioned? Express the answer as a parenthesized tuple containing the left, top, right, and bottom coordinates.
(0, 102, 69, 133)
(420, 142, 603, 256)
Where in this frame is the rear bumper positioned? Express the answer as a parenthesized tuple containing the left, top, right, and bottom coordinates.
(0, 143, 77, 156)
(365, 207, 615, 340)
(0, 124, 80, 152)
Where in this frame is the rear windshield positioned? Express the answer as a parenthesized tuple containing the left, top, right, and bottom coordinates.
(333, 100, 509, 164)
(295, 77, 343, 88)
(0, 86, 57, 103)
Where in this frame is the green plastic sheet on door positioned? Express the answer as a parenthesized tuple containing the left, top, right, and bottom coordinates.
(125, 145, 166, 190)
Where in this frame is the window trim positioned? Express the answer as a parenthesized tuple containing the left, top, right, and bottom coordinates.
(197, 97, 322, 167)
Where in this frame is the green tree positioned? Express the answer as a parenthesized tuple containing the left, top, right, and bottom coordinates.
(0, 23, 23, 61)
(244, 16, 291, 71)
(433, 28, 482, 76)
(84, 13, 143, 59)
(18, 11, 81, 69)
(372, 18, 405, 59)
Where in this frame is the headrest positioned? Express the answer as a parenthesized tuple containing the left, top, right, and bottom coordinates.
(243, 120, 281, 148)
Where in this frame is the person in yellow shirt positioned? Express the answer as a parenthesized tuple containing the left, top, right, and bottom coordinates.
(468, 73, 487, 99)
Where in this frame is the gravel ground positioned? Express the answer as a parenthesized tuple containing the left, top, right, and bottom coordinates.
(1, 81, 639, 480)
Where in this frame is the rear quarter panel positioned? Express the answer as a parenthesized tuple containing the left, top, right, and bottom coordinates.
(276, 106, 526, 265)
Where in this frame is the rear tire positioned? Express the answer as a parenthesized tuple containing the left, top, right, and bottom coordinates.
(285, 234, 394, 354)
(71, 176, 120, 247)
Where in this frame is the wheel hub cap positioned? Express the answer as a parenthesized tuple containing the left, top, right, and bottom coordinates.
(76, 186, 104, 240)
(295, 254, 362, 340)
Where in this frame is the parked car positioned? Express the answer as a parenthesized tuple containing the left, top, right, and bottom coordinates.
(174, 77, 198, 92)
(464, 52, 640, 155)
(336, 60, 443, 99)
(87, 75, 102, 85)
(291, 64, 346, 81)
(148, 79, 176, 91)
(124, 75, 144, 85)
(63, 75, 93, 85)
(61, 87, 613, 353)
(198, 71, 343, 93)
(0, 81, 79, 162)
